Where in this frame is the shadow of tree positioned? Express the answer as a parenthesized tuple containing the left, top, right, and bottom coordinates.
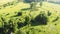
(52, 16, 59, 22)
(11, 12, 22, 17)
(21, 8, 31, 11)
(17, 22, 27, 29)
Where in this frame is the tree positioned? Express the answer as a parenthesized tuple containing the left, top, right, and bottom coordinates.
(40, 0, 44, 7)
(24, 0, 44, 10)
(24, 0, 35, 8)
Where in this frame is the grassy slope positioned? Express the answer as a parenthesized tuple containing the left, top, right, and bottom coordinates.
(0, 1, 60, 34)
(20, 2, 60, 34)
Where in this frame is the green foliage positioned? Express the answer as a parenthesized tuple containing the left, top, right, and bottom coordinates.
(31, 11, 48, 26)
(0, 0, 60, 34)
(24, 0, 44, 10)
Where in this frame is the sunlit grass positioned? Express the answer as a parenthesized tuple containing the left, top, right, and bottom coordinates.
(0, 1, 60, 34)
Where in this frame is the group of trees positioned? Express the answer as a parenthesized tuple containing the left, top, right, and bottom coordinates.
(0, 11, 48, 34)
(0, 0, 46, 34)
(0, 0, 44, 9)
(24, 0, 44, 9)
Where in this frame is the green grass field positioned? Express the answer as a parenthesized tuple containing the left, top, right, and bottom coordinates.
(0, 0, 60, 34)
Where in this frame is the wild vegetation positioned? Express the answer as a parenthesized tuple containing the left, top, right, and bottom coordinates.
(0, 0, 60, 34)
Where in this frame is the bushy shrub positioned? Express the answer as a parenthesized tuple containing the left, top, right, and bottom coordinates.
(31, 11, 48, 26)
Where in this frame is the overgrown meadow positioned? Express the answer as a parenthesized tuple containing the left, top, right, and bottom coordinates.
(0, 0, 60, 34)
